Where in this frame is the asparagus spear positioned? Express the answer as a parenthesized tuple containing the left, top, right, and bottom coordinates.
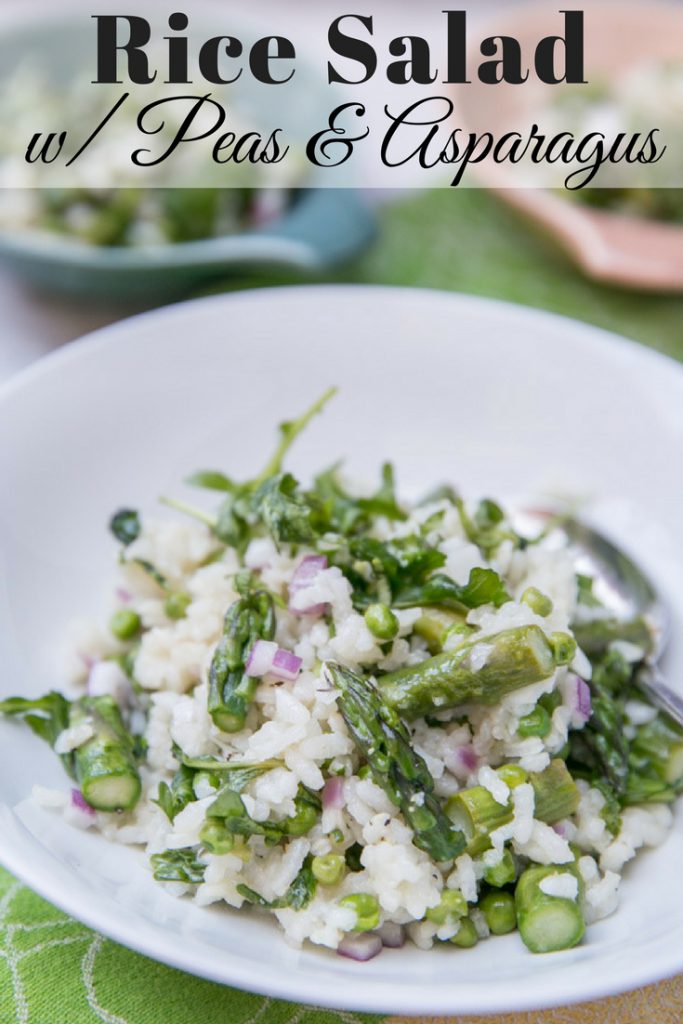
(567, 649, 631, 797)
(208, 581, 276, 733)
(68, 697, 142, 811)
(630, 715, 683, 786)
(480, 889, 517, 935)
(0, 693, 141, 812)
(630, 712, 683, 782)
(445, 760, 580, 856)
(379, 625, 558, 720)
(624, 714, 683, 803)
(413, 610, 472, 654)
(325, 661, 466, 862)
(483, 848, 517, 887)
(205, 784, 320, 844)
(515, 864, 585, 953)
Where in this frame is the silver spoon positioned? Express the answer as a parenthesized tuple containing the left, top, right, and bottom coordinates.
(516, 509, 683, 727)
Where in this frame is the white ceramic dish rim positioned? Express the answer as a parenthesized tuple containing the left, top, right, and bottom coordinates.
(0, 285, 682, 1016)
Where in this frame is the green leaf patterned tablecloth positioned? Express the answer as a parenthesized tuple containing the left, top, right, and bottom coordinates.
(4, 188, 683, 1023)
(0, 868, 378, 1024)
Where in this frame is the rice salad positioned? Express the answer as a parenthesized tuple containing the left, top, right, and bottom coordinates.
(4, 390, 681, 961)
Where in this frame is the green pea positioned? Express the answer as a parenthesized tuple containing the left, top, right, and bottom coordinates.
(450, 917, 478, 948)
(517, 705, 552, 739)
(481, 890, 517, 935)
(311, 854, 345, 886)
(110, 608, 141, 641)
(426, 888, 468, 924)
(521, 587, 554, 617)
(284, 801, 318, 837)
(364, 603, 400, 641)
(164, 591, 192, 620)
(483, 849, 516, 888)
(199, 820, 234, 855)
(496, 764, 528, 789)
(551, 632, 577, 666)
(193, 770, 220, 794)
(339, 893, 380, 932)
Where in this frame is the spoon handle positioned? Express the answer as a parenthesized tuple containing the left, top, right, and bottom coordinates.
(636, 667, 683, 729)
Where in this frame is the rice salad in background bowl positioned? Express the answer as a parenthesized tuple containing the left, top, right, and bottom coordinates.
(4, 387, 680, 964)
(0, 16, 374, 300)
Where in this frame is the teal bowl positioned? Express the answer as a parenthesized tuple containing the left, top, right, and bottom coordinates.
(0, 13, 375, 302)
(0, 190, 376, 301)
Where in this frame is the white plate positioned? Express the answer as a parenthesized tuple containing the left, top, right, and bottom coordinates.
(0, 286, 682, 1016)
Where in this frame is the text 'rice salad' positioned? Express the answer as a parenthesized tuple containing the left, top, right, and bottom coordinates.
(3, 390, 681, 961)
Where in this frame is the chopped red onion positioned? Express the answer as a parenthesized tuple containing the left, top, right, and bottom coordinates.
(71, 788, 95, 817)
(444, 743, 478, 778)
(337, 932, 383, 962)
(79, 652, 96, 671)
(115, 587, 132, 604)
(376, 922, 405, 948)
(458, 746, 478, 772)
(271, 648, 303, 682)
(289, 555, 328, 616)
(322, 776, 346, 810)
(552, 821, 567, 837)
(245, 640, 302, 682)
(576, 677, 592, 721)
(245, 640, 278, 678)
(567, 674, 592, 723)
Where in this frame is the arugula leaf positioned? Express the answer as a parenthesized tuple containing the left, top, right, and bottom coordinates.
(109, 509, 141, 547)
(150, 849, 205, 884)
(154, 765, 196, 823)
(0, 692, 73, 773)
(456, 497, 520, 558)
(253, 473, 317, 547)
(393, 567, 510, 611)
(206, 788, 281, 843)
(173, 749, 282, 794)
(308, 462, 405, 539)
(206, 785, 320, 844)
(164, 393, 409, 555)
(214, 489, 252, 550)
(332, 528, 509, 614)
(237, 855, 317, 910)
(185, 470, 237, 493)
(253, 388, 337, 486)
(457, 566, 511, 607)
(356, 463, 406, 522)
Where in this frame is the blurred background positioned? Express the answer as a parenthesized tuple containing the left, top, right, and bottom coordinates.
(1, 0, 683, 380)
